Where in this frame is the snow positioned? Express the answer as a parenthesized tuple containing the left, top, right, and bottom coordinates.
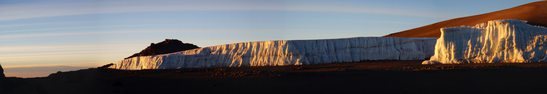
(110, 37, 436, 70)
(423, 20, 547, 64)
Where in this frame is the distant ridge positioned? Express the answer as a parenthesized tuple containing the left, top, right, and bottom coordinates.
(126, 39, 199, 58)
(385, 1, 547, 38)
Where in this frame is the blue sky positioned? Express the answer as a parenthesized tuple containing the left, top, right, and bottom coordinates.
(0, 0, 539, 68)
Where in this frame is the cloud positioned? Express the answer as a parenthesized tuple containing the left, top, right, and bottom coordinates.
(0, 0, 458, 70)
(0, 28, 256, 40)
(3, 66, 90, 78)
(0, 31, 108, 40)
(0, 42, 141, 68)
(0, 0, 449, 21)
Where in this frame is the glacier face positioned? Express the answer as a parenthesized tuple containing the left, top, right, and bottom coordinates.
(423, 20, 547, 64)
(110, 37, 436, 70)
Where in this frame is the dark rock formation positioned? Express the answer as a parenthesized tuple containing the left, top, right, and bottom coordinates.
(1, 64, 5, 78)
(126, 39, 199, 58)
(98, 63, 114, 69)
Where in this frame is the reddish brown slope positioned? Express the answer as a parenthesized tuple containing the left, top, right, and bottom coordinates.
(385, 1, 547, 38)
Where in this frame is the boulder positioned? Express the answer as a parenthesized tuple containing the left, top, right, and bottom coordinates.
(126, 39, 199, 59)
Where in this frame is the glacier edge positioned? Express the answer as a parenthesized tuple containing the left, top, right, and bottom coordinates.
(111, 37, 437, 70)
(423, 19, 547, 64)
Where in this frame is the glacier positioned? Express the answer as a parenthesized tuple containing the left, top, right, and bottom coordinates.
(423, 20, 547, 64)
(110, 37, 436, 70)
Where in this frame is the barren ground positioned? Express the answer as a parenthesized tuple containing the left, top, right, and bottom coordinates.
(2, 61, 547, 94)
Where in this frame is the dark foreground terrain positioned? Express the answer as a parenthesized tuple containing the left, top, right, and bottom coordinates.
(2, 61, 547, 94)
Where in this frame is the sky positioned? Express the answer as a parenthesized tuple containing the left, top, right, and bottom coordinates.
(0, 0, 539, 70)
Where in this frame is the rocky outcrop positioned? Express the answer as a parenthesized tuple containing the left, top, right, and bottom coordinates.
(126, 39, 199, 59)
(423, 20, 547, 64)
(111, 37, 436, 70)
(1, 64, 5, 78)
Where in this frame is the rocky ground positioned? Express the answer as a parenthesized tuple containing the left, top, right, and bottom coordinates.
(126, 39, 199, 59)
(2, 61, 547, 94)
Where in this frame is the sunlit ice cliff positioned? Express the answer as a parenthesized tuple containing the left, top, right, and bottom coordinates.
(111, 37, 436, 70)
(423, 20, 547, 64)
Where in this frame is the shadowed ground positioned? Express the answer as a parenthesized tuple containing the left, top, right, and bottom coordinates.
(2, 61, 547, 94)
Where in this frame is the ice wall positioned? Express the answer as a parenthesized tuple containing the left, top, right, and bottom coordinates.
(423, 20, 547, 64)
(111, 37, 436, 70)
